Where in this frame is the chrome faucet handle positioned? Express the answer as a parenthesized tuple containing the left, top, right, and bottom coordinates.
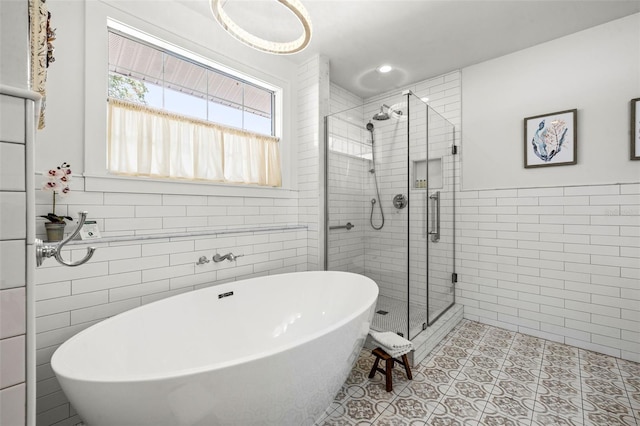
(196, 256, 210, 265)
(213, 252, 244, 262)
(227, 253, 244, 262)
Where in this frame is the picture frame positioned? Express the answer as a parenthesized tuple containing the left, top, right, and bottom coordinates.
(631, 98, 639, 161)
(524, 109, 577, 168)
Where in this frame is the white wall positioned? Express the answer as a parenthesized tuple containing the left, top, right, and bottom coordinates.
(459, 14, 640, 362)
(0, 0, 29, 91)
(462, 13, 640, 191)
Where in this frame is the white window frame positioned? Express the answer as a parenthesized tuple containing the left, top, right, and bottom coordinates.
(83, 1, 296, 198)
(107, 21, 277, 137)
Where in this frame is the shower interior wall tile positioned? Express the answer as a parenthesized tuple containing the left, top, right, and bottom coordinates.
(326, 82, 367, 276)
(363, 71, 461, 304)
(330, 83, 364, 115)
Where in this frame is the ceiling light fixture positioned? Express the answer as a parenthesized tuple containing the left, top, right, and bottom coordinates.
(210, 0, 312, 55)
(377, 65, 393, 73)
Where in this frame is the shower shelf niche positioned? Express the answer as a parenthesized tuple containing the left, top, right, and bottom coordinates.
(413, 157, 442, 189)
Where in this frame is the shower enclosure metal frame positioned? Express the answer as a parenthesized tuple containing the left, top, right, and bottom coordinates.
(323, 91, 456, 341)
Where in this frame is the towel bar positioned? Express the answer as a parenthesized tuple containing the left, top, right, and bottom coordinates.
(329, 222, 354, 231)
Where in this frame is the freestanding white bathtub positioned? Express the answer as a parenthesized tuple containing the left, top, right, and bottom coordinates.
(51, 271, 378, 426)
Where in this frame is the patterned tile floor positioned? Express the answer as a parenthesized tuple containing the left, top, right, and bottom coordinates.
(315, 319, 640, 426)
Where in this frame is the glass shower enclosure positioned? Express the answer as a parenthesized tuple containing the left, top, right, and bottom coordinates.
(324, 91, 456, 341)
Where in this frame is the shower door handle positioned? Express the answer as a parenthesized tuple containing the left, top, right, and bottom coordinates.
(428, 191, 440, 242)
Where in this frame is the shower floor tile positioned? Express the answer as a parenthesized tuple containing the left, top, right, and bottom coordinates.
(316, 319, 640, 425)
(371, 295, 428, 338)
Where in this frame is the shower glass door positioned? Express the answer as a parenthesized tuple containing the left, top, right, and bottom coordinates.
(325, 92, 456, 341)
(324, 106, 371, 278)
(425, 101, 456, 325)
(408, 94, 428, 340)
(325, 96, 411, 338)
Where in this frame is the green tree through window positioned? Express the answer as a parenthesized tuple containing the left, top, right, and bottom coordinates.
(108, 74, 148, 104)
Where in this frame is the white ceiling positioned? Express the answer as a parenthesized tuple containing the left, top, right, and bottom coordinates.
(180, 0, 640, 98)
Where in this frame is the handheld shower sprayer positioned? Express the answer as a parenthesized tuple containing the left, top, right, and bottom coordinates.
(366, 122, 384, 230)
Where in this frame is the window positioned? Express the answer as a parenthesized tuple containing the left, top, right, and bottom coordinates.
(107, 27, 281, 187)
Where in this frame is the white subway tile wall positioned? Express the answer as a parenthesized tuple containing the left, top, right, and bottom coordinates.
(34, 187, 307, 426)
(297, 55, 330, 270)
(459, 183, 640, 362)
(0, 93, 27, 426)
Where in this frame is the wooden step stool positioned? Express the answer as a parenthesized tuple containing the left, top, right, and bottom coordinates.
(368, 347, 413, 392)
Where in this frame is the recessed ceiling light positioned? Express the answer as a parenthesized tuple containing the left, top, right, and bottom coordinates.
(377, 65, 392, 73)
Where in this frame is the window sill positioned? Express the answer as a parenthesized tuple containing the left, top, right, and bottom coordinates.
(83, 173, 298, 198)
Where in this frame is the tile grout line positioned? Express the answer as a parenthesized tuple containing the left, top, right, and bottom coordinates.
(615, 357, 638, 425)
(423, 320, 492, 424)
(476, 328, 518, 424)
(578, 348, 586, 426)
(418, 320, 470, 423)
(528, 338, 548, 426)
(469, 322, 497, 423)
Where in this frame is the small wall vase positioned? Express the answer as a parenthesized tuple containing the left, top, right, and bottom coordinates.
(45, 222, 66, 242)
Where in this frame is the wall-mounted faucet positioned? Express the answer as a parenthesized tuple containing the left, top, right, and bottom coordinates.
(213, 253, 244, 262)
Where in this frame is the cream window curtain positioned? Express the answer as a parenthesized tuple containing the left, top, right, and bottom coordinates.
(107, 99, 281, 186)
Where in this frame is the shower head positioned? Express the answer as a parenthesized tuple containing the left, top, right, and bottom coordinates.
(372, 106, 390, 121)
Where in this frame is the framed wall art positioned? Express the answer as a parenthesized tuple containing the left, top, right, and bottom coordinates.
(524, 109, 577, 168)
(631, 98, 639, 160)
